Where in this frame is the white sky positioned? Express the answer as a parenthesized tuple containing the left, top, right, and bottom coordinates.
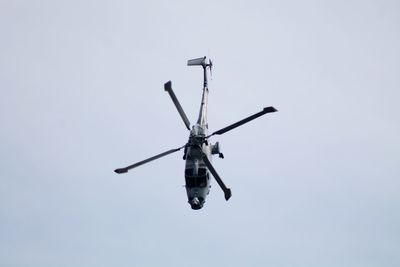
(1, 0, 399, 266)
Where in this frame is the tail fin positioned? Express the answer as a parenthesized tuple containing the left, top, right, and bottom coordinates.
(187, 56, 212, 88)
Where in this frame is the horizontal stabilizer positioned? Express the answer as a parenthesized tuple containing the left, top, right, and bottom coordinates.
(187, 57, 206, 66)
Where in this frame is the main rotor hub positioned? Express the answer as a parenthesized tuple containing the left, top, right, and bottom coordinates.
(189, 125, 207, 145)
(191, 125, 206, 136)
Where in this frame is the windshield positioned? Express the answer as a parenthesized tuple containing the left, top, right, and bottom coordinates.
(185, 175, 207, 188)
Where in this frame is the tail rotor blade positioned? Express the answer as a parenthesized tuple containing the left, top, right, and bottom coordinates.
(164, 81, 191, 131)
(201, 150, 232, 201)
(209, 59, 213, 79)
(114, 145, 185, 174)
(208, 106, 277, 137)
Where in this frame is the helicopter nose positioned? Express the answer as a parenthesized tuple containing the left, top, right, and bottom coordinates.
(189, 197, 203, 210)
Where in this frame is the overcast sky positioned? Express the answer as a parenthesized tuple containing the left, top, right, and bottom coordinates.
(1, 0, 399, 266)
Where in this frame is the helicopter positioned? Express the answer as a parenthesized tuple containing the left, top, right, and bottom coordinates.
(114, 57, 277, 210)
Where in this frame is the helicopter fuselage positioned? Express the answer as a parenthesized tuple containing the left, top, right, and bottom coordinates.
(184, 125, 212, 209)
(184, 83, 213, 209)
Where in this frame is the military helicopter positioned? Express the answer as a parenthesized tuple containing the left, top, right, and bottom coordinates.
(115, 57, 277, 210)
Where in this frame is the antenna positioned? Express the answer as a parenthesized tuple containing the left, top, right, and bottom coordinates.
(187, 56, 212, 88)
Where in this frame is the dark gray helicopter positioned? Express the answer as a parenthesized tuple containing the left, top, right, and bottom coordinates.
(115, 57, 277, 209)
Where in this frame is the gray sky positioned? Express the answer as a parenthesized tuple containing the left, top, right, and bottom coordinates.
(1, 0, 399, 266)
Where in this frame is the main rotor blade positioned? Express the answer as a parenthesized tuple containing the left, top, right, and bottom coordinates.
(164, 81, 191, 131)
(201, 151, 232, 201)
(114, 145, 184, 174)
(208, 106, 277, 137)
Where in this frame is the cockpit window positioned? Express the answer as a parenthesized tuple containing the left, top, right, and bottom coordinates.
(186, 175, 207, 188)
(198, 168, 206, 176)
(185, 168, 206, 177)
